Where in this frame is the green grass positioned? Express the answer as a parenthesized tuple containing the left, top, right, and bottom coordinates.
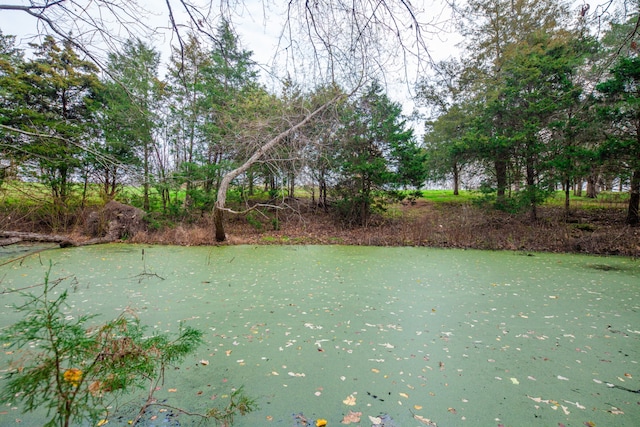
(417, 189, 628, 209)
(545, 191, 628, 208)
(419, 190, 477, 203)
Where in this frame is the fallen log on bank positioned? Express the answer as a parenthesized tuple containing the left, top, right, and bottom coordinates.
(0, 231, 116, 248)
(0, 201, 147, 249)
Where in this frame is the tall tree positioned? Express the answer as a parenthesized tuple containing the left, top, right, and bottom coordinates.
(166, 34, 212, 210)
(498, 30, 586, 220)
(103, 39, 162, 210)
(199, 20, 259, 195)
(0, 30, 25, 183)
(423, 105, 471, 195)
(8, 36, 101, 208)
(456, 0, 573, 208)
(333, 80, 418, 226)
(417, 59, 473, 195)
(596, 55, 640, 225)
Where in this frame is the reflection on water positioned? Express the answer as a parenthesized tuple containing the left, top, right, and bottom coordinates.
(1, 245, 638, 426)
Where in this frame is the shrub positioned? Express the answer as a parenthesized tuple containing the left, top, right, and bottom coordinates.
(0, 264, 255, 426)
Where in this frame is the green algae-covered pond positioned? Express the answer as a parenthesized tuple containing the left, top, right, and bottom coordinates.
(0, 245, 638, 426)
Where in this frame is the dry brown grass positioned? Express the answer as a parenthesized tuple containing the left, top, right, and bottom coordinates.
(128, 200, 639, 257)
(2, 197, 637, 257)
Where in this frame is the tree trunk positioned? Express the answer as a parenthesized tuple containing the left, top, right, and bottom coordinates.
(495, 157, 508, 207)
(143, 140, 150, 211)
(564, 179, 571, 218)
(453, 162, 459, 196)
(288, 170, 295, 198)
(574, 178, 583, 197)
(586, 173, 598, 198)
(213, 95, 342, 241)
(526, 156, 537, 222)
(626, 168, 640, 225)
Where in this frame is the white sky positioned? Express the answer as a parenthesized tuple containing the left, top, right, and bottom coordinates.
(0, 0, 599, 126)
(0, 1, 461, 118)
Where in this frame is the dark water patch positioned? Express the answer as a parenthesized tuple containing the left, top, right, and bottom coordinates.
(586, 263, 625, 271)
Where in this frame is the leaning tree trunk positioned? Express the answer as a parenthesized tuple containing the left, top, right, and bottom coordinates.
(213, 96, 342, 241)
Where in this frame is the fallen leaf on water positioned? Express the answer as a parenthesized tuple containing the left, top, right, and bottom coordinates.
(584, 422, 596, 427)
(414, 405, 423, 410)
(557, 375, 569, 381)
(168, 388, 177, 392)
(399, 392, 409, 398)
(371, 368, 380, 373)
(369, 416, 382, 424)
(343, 394, 357, 406)
(608, 408, 624, 415)
(341, 410, 362, 424)
(447, 407, 457, 414)
(510, 378, 519, 385)
(97, 420, 108, 426)
(199, 360, 209, 366)
(413, 414, 437, 426)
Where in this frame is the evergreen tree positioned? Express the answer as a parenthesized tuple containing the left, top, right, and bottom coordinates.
(103, 39, 163, 210)
(596, 55, 640, 225)
(166, 34, 212, 210)
(9, 36, 101, 209)
(334, 80, 421, 225)
(457, 0, 573, 208)
(0, 31, 25, 184)
(199, 20, 259, 195)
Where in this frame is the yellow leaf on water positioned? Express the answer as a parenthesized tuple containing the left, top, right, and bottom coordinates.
(168, 388, 177, 392)
(97, 420, 108, 426)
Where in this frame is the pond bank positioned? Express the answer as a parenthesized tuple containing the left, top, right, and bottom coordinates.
(129, 202, 640, 257)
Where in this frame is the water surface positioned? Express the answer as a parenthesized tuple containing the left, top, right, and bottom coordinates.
(1, 245, 638, 426)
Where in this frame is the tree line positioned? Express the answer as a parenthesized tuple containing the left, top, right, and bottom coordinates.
(0, 0, 639, 240)
(418, 0, 640, 225)
(0, 21, 423, 235)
